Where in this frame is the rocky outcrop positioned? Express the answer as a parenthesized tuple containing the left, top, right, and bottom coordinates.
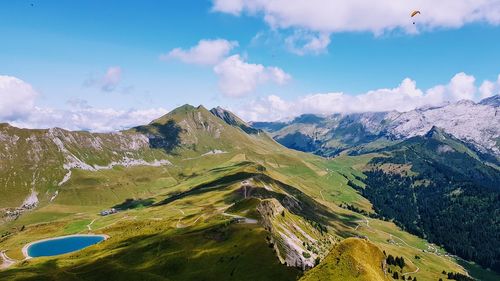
(257, 199, 331, 270)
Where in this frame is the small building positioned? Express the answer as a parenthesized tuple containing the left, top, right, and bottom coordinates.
(100, 208, 117, 216)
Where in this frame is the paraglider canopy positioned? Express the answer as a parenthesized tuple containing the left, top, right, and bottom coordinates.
(411, 10, 421, 24)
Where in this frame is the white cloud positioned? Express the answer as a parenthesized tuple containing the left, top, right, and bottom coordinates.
(213, 0, 500, 52)
(285, 31, 331, 55)
(162, 38, 291, 97)
(0, 75, 167, 132)
(85, 66, 122, 92)
(101, 66, 122, 92)
(12, 106, 168, 132)
(212, 0, 245, 15)
(235, 72, 497, 121)
(213, 0, 500, 32)
(66, 97, 92, 109)
(213, 54, 291, 97)
(447, 72, 476, 100)
(0, 75, 38, 120)
(161, 39, 238, 65)
(479, 75, 500, 99)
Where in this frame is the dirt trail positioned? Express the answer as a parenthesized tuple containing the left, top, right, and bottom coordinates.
(94, 215, 136, 230)
(0, 250, 16, 269)
(402, 267, 420, 276)
(320, 190, 326, 201)
(355, 217, 421, 276)
(87, 218, 97, 231)
(222, 212, 258, 224)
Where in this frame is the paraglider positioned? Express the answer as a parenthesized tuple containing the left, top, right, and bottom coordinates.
(411, 10, 421, 24)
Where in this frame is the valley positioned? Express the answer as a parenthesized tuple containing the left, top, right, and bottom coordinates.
(0, 103, 498, 280)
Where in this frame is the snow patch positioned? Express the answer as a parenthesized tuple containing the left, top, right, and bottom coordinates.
(387, 101, 500, 155)
(58, 170, 72, 186)
(93, 157, 171, 170)
(437, 145, 455, 154)
(21, 189, 38, 209)
(50, 191, 59, 202)
(201, 149, 227, 156)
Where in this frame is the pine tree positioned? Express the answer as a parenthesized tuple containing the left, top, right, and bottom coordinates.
(387, 254, 395, 265)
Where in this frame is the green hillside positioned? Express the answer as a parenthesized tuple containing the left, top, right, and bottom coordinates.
(0, 106, 486, 280)
(300, 238, 390, 281)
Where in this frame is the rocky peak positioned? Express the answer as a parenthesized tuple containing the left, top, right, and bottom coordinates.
(210, 106, 260, 134)
(423, 126, 448, 141)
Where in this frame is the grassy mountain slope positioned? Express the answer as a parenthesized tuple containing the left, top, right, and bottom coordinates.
(300, 238, 389, 281)
(0, 106, 480, 280)
(0, 123, 168, 210)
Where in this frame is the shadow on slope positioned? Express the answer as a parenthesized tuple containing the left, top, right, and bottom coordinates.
(0, 222, 300, 281)
(113, 198, 155, 210)
(155, 162, 358, 233)
(134, 120, 183, 153)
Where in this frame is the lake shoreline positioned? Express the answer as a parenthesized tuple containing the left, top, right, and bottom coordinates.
(22, 233, 110, 259)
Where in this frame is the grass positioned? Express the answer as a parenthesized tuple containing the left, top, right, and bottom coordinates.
(300, 238, 389, 281)
(353, 216, 477, 280)
(1, 106, 494, 280)
(2, 152, 492, 280)
(1, 217, 300, 281)
(63, 219, 92, 234)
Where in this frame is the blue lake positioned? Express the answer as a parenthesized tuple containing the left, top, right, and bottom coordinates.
(28, 235, 106, 257)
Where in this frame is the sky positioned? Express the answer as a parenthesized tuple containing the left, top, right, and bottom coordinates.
(1, 0, 500, 131)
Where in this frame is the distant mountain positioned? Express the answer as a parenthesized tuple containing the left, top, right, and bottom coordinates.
(252, 95, 500, 160)
(480, 94, 500, 107)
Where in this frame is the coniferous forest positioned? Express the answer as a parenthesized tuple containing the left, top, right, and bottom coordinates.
(352, 133, 500, 273)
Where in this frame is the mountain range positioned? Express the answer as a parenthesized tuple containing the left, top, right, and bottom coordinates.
(0, 98, 498, 281)
(252, 95, 500, 162)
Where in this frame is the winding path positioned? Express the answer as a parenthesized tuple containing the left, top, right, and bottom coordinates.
(355, 216, 420, 276)
(402, 267, 420, 276)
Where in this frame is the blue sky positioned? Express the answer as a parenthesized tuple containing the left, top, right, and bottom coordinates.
(1, 0, 500, 130)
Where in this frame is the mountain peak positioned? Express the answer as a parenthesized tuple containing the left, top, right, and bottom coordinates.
(424, 126, 447, 140)
(147, 104, 209, 125)
(292, 114, 325, 124)
(454, 99, 476, 106)
(177, 104, 196, 111)
(479, 94, 500, 107)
